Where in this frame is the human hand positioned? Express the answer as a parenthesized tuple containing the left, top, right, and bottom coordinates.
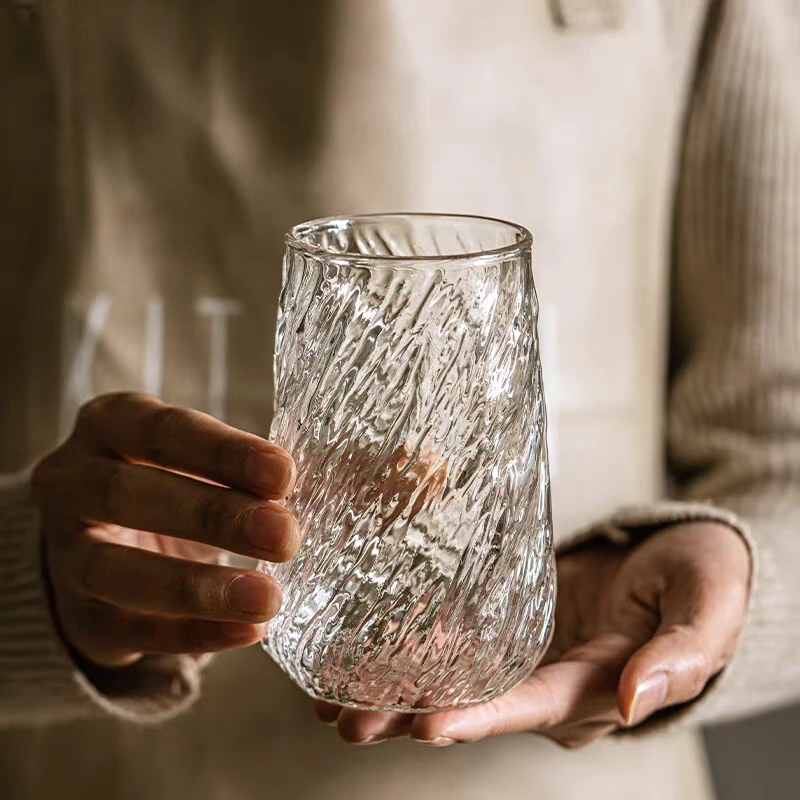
(315, 522, 750, 747)
(32, 392, 299, 668)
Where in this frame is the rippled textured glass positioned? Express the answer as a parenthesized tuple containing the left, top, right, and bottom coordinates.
(262, 214, 555, 712)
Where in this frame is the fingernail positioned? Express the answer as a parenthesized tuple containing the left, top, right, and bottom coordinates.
(247, 450, 296, 497)
(246, 507, 300, 559)
(416, 737, 457, 748)
(225, 574, 277, 617)
(627, 672, 669, 726)
(355, 735, 388, 746)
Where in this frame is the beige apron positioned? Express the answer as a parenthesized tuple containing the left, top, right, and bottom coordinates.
(0, 1, 714, 797)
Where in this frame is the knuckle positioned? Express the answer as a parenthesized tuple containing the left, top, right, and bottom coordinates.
(175, 569, 215, 614)
(75, 393, 117, 434)
(78, 542, 110, 597)
(92, 460, 127, 520)
(142, 404, 186, 462)
(75, 397, 104, 434)
(209, 435, 240, 484)
(32, 445, 82, 508)
(113, 390, 151, 405)
(194, 491, 241, 546)
(75, 392, 148, 440)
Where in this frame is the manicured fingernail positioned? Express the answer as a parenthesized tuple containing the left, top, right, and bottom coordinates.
(225, 574, 277, 617)
(247, 449, 296, 497)
(416, 737, 457, 747)
(246, 507, 300, 559)
(627, 672, 669, 726)
(355, 736, 388, 746)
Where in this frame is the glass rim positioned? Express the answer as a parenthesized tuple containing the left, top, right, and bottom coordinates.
(285, 212, 533, 267)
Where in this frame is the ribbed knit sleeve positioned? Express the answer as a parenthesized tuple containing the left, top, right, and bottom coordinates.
(0, 473, 202, 727)
(558, 0, 800, 730)
(664, 0, 800, 724)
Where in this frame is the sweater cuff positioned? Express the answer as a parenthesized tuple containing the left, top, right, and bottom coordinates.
(557, 500, 756, 733)
(0, 473, 202, 727)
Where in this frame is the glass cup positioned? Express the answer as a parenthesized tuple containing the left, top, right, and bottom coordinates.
(262, 213, 555, 712)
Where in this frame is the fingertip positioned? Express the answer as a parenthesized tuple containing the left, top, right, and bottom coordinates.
(220, 621, 266, 648)
(268, 513, 302, 562)
(337, 709, 404, 745)
(618, 642, 672, 725)
(283, 452, 298, 497)
(313, 700, 342, 725)
(616, 660, 639, 722)
(245, 507, 301, 562)
(410, 714, 440, 742)
(258, 573, 283, 620)
(622, 671, 669, 727)
(411, 710, 466, 744)
(336, 710, 368, 744)
(225, 572, 283, 620)
(246, 447, 296, 499)
(618, 624, 717, 725)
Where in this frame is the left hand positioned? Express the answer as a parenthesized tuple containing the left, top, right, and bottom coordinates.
(314, 522, 750, 748)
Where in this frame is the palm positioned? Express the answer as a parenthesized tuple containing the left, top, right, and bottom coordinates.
(316, 522, 750, 747)
(538, 539, 659, 679)
(405, 541, 663, 743)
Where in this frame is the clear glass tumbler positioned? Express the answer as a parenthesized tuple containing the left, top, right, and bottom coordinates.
(262, 213, 555, 712)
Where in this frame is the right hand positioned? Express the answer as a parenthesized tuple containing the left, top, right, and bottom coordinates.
(32, 393, 299, 668)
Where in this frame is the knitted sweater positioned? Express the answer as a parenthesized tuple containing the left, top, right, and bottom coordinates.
(0, 1, 797, 798)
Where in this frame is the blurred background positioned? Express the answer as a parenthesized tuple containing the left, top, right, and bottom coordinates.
(2, 1, 798, 798)
(706, 707, 800, 800)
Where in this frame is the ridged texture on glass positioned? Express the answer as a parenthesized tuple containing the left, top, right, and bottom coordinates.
(263, 217, 555, 712)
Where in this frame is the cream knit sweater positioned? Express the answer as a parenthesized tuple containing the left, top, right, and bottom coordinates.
(0, 0, 798, 798)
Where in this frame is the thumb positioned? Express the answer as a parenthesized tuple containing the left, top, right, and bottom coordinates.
(617, 627, 716, 727)
(617, 570, 748, 727)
